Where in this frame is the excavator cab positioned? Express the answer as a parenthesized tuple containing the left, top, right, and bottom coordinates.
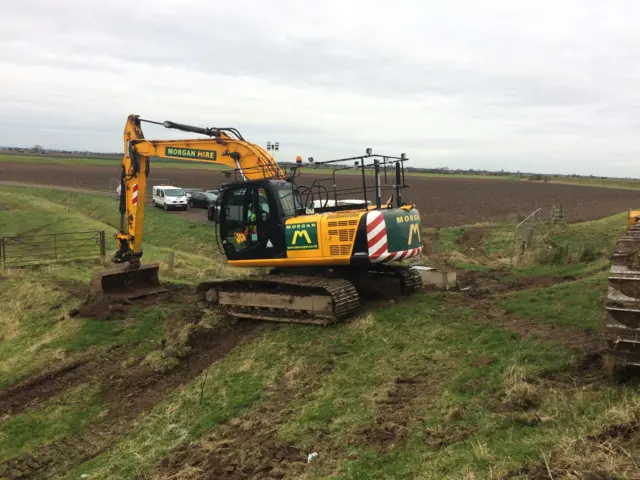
(219, 180, 302, 261)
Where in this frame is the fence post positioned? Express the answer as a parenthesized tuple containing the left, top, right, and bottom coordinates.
(53, 234, 57, 263)
(0, 237, 4, 272)
(99, 231, 106, 264)
(168, 251, 175, 270)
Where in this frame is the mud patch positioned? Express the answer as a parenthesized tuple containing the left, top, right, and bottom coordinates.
(457, 228, 487, 249)
(360, 376, 424, 448)
(0, 320, 265, 479)
(53, 278, 89, 299)
(103, 319, 263, 414)
(75, 283, 194, 321)
(458, 270, 573, 298)
(455, 295, 603, 353)
(500, 419, 640, 480)
(155, 359, 334, 480)
(0, 344, 128, 416)
(359, 365, 453, 450)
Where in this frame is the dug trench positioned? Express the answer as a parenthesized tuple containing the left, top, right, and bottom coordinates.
(499, 419, 640, 480)
(154, 360, 335, 480)
(155, 355, 453, 479)
(445, 269, 619, 392)
(0, 284, 197, 416)
(456, 267, 607, 298)
(0, 315, 267, 479)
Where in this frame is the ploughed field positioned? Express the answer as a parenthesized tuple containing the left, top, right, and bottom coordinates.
(1, 161, 639, 227)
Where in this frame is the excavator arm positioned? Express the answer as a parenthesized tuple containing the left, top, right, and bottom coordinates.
(90, 114, 284, 300)
(114, 114, 284, 265)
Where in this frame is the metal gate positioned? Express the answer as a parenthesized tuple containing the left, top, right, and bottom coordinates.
(1, 231, 106, 269)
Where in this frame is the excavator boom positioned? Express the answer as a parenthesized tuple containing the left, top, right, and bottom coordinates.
(92, 114, 284, 300)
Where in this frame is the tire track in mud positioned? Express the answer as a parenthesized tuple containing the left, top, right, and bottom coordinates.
(452, 269, 606, 353)
(0, 345, 128, 416)
(155, 360, 454, 479)
(0, 321, 265, 480)
(499, 419, 640, 479)
(154, 360, 337, 480)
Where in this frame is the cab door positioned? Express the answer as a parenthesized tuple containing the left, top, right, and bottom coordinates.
(219, 183, 286, 261)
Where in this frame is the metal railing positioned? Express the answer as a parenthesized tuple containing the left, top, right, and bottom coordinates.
(1, 231, 106, 269)
(513, 208, 543, 254)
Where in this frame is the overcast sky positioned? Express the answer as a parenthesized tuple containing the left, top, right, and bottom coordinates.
(1, 0, 640, 176)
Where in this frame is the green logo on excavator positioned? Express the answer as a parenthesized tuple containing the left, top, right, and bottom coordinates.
(286, 222, 319, 250)
(165, 147, 217, 161)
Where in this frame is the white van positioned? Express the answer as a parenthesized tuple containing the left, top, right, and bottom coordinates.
(152, 185, 188, 211)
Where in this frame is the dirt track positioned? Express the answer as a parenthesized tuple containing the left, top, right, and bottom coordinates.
(2, 162, 640, 227)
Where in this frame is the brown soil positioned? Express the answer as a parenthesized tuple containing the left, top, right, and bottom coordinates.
(458, 270, 580, 298)
(3, 161, 640, 227)
(500, 419, 640, 480)
(360, 376, 426, 448)
(0, 320, 266, 479)
(358, 370, 459, 451)
(0, 345, 128, 416)
(155, 360, 336, 480)
(458, 228, 487, 249)
(75, 283, 193, 321)
(464, 296, 604, 353)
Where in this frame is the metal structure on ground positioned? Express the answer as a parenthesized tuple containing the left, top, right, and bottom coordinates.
(606, 209, 640, 365)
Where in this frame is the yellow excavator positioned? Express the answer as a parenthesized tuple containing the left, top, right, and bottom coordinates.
(90, 115, 424, 324)
(606, 210, 640, 365)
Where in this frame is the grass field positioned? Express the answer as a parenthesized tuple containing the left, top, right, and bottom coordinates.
(0, 186, 638, 479)
(4, 153, 640, 190)
(0, 154, 227, 170)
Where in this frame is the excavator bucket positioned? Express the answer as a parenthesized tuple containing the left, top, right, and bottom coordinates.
(89, 263, 165, 301)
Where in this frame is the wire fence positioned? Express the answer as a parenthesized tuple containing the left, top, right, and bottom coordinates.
(1, 231, 106, 269)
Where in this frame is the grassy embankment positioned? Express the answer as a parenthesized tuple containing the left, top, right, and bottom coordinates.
(0, 186, 638, 479)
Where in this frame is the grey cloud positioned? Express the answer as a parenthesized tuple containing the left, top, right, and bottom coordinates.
(2, 0, 640, 176)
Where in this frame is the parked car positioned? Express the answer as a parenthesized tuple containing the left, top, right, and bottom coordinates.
(188, 191, 217, 209)
(207, 195, 223, 222)
(183, 188, 204, 199)
(152, 185, 188, 211)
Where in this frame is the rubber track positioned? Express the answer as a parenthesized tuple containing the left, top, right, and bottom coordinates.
(365, 265, 424, 295)
(199, 275, 360, 325)
(606, 222, 640, 365)
(394, 266, 423, 295)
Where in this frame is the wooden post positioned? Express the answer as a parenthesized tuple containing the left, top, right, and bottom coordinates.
(168, 251, 175, 270)
(99, 231, 106, 264)
(0, 237, 4, 271)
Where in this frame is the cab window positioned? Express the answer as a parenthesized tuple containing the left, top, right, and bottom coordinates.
(224, 187, 257, 253)
(277, 183, 302, 217)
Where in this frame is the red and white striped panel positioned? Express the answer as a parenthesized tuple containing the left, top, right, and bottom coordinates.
(132, 184, 139, 206)
(366, 211, 388, 260)
(366, 211, 423, 263)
